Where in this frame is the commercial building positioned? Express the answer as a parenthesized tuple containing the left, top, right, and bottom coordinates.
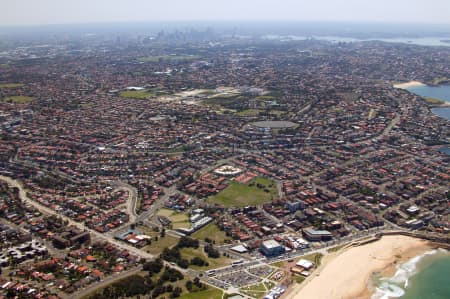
(302, 227, 333, 241)
(260, 240, 285, 257)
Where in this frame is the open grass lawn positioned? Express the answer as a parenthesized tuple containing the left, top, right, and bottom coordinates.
(270, 260, 285, 268)
(171, 214, 190, 229)
(269, 110, 287, 116)
(0, 83, 24, 88)
(180, 247, 232, 270)
(253, 177, 277, 188)
(240, 281, 275, 298)
(178, 288, 223, 299)
(293, 274, 306, 284)
(192, 223, 230, 245)
(156, 208, 190, 229)
(236, 109, 264, 116)
(256, 95, 276, 100)
(156, 208, 174, 217)
(199, 89, 217, 96)
(1, 96, 33, 103)
(424, 97, 445, 105)
(138, 55, 201, 63)
(209, 177, 277, 207)
(119, 90, 155, 99)
(142, 234, 179, 256)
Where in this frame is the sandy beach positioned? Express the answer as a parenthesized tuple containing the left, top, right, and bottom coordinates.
(288, 235, 430, 299)
(393, 81, 426, 89)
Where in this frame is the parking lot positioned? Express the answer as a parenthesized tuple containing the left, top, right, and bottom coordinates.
(216, 269, 262, 288)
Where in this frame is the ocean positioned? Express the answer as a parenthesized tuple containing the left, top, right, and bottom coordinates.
(404, 84, 450, 154)
(405, 84, 450, 122)
(263, 35, 450, 47)
(372, 249, 450, 299)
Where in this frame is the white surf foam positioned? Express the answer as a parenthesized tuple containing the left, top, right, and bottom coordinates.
(371, 249, 439, 299)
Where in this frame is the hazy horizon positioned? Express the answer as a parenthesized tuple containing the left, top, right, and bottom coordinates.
(2, 0, 450, 27)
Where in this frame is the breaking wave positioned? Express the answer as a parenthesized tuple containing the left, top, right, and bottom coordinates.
(371, 249, 440, 299)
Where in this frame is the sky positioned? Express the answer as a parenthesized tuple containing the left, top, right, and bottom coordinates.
(1, 0, 450, 26)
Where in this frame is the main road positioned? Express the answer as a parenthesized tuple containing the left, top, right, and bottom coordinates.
(0, 175, 154, 260)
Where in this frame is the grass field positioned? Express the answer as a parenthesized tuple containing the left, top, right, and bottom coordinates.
(0, 83, 23, 88)
(156, 208, 174, 217)
(156, 208, 191, 229)
(270, 260, 285, 268)
(142, 234, 179, 256)
(1, 96, 33, 103)
(240, 281, 275, 298)
(236, 109, 264, 116)
(119, 90, 155, 99)
(199, 89, 217, 96)
(423, 97, 445, 105)
(209, 177, 277, 207)
(256, 95, 276, 100)
(293, 275, 306, 284)
(192, 223, 230, 245)
(178, 288, 223, 299)
(180, 247, 232, 270)
(171, 214, 190, 229)
(138, 55, 201, 63)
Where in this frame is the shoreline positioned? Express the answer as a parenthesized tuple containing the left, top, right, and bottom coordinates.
(393, 81, 426, 89)
(429, 102, 450, 108)
(287, 235, 432, 299)
(393, 81, 450, 107)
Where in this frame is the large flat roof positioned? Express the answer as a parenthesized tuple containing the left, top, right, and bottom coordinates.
(262, 239, 282, 249)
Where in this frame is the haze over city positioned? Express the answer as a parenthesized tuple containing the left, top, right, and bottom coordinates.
(1, 0, 450, 26)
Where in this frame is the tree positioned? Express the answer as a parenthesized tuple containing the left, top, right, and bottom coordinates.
(171, 287, 182, 298)
(143, 258, 164, 275)
(185, 280, 193, 291)
(177, 258, 189, 269)
(190, 256, 208, 267)
(193, 277, 202, 288)
(204, 244, 220, 258)
(176, 236, 199, 249)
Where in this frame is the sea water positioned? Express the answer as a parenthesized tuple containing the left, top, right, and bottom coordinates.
(405, 84, 450, 154)
(371, 249, 450, 299)
(405, 85, 450, 122)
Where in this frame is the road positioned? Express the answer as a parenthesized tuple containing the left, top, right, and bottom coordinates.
(373, 113, 401, 141)
(0, 175, 155, 260)
(112, 181, 138, 223)
(68, 266, 143, 299)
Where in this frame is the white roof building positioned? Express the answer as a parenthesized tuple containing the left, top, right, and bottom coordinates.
(296, 259, 314, 269)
